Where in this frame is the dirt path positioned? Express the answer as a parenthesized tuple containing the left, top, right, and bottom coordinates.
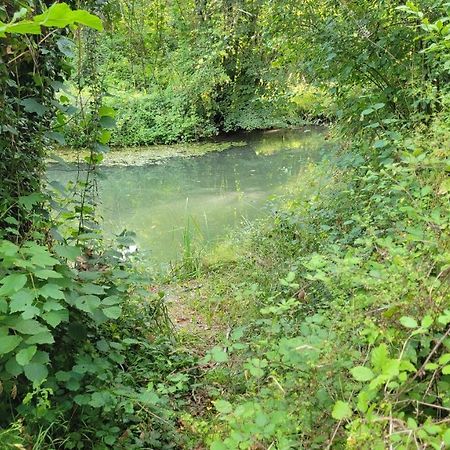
(163, 281, 225, 351)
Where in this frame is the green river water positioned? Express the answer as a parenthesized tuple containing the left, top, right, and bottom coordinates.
(49, 127, 330, 265)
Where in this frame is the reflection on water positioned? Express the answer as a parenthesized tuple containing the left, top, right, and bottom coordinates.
(48, 127, 331, 264)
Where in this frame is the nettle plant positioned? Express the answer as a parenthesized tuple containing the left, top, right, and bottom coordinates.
(0, 3, 105, 387)
(0, 3, 167, 447)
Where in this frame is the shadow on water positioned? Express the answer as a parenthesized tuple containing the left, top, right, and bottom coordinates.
(48, 127, 332, 265)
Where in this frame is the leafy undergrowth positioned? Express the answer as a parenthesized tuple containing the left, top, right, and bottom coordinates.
(164, 120, 450, 449)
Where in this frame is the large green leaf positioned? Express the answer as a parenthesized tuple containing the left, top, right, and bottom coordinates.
(42, 309, 69, 328)
(350, 366, 375, 382)
(9, 289, 35, 312)
(399, 316, 418, 329)
(0, 335, 23, 355)
(39, 284, 65, 300)
(0, 241, 19, 257)
(34, 269, 63, 280)
(20, 98, 48, 116)
(24, 362, 48, 382)
(26, 331, 54, 345)
(213, 400, 233, 414)
(4, 21, 41, 34)
(102, 306, 122, 320)
(33, 3, 77, 28)
(5, 357, 23, 376)
(23, 244, 58, 267)
(0, 274, 27, 297)
(12, 318, 48, 335)
(70, 10, 103, 31)
(33, 3, 103, 31)
(332, 401, 352, 420)
(54, 244, 81, 260)
(16, 345, 37, 366)
(210, 347, 228, 363)
(75, 295, 101, 314)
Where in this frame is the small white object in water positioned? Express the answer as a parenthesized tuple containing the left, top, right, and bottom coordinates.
(120, 245, 138, 261)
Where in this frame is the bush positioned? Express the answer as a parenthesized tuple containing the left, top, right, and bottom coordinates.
(109, 90, 218, 146)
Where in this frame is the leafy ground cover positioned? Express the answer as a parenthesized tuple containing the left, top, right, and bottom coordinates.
(159, 117, 449, 448)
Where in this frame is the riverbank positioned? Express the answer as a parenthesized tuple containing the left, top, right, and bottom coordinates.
(49, 126, 327, 167)
(150, 118, 450, 448)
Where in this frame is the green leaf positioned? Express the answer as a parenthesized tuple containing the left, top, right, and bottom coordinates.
(104, 435, 116, 446)
(214, 399, 233, 414)
(98, 130, 112, 144)
(25, 331, 54, 345)
(139, 390, 160, 405)
(89, 391, 109, 408)
(23, 244, 58, 267)
(102, 306, 122, 319)
(373, 139, 389, 149)
(371, 344, 389, 372)
(74, 394, 91, 405)
(32, 3, 103, 33)
(21, 306, 40, 320)
(54, 244, 81, 260)
(11, 318, 48, 335)
(361, 107, 374, 116)
(5, 20, 41, 34)
(439, 178, 450, 195)
(351, 366, 375, 382)
(210, 347, 228, 363)
(5, 357, 23, 376)
(18, 193, 44, 210)
(39, 284, 65, 300)
(0, 274, 27, 297)
(0, 241, 19, 257)
(42, 309, 68, 328)
(211, 442, 228, 450)
(332, 401, 352, 420)
(442, 365, 450, 375)
(443, 428, 450, 446)
(438, 354, 450, 365)
(382, 359, 400, 377)
(99, 116, 116, 129)
(101, 295, 120, 305)
(34, 269, 63, 280)
(70, 9, 103, 31)
(43, 300, 64, 311)
(24, 362, 48, 382)
(421, 315, 433, 328)
(75, 295, 101, 314)
(98, 105, 115, 117)
(425, 363, 439, 371)
(399, 316, 418, 328)
(34, 3, 73, 27)
(20, 98, 47, 116)
(16, 345, 37, 366)
(9, 289, 35, 313)
(32, 350, 49, 364)
(55, 37, 74, 58)
(0, 335, 23, 355)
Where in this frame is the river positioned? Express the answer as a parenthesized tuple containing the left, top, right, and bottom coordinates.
(48, 127, 330, 266)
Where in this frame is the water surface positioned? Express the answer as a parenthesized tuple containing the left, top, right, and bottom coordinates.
(49, 128, 330, 265)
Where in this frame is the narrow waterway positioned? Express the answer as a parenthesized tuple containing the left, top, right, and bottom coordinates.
(48, 127, 331, 265)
